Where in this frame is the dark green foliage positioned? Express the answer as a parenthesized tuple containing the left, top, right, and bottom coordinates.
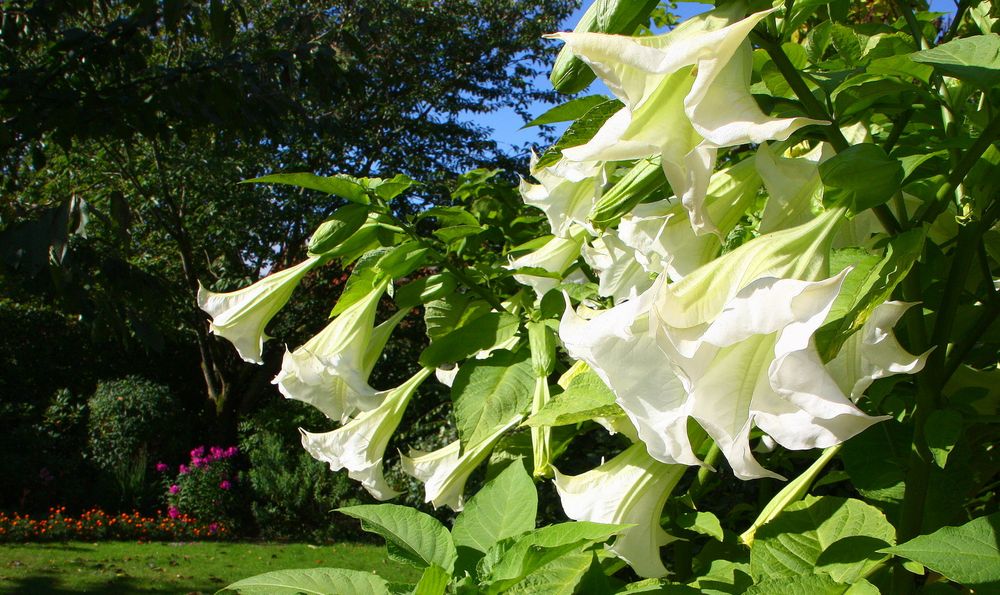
(238, 399, 366, 542)
(87, 376, 184, 509)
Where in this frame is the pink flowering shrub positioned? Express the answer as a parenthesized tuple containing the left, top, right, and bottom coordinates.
(158, 445, 245, 531)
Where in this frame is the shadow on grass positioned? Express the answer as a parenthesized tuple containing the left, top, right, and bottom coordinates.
(0, 573, 217, 594)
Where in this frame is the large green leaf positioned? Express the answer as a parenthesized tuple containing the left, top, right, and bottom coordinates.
(745, 575, 878, 595)
(413, 565, 450, 595)
(523, 368, 620, 427)
(751, 496, 895, 584)
(910, 34, 1000, 88)
(418, 312, 521, 368)
(503, 551, 593, 594)
(395, 274, 458, 310)
(478, 522, 626, 593)
(244, 173, 370, 204)
(338, 504, 457, 573)
(423, 294, 492, 341)
(452, 349, 535, 448)
(882, 512, 1000, 589)
(452, 460, 537, 553)
(222, 568, 390, 595)
(307, 203, 370, 256)
(819, 144, 904, 214)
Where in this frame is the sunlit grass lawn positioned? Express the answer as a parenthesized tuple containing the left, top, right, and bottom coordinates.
(0, 541, 419, 594)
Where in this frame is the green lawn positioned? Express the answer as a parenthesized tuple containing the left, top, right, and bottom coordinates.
(0, 541, 420, 594)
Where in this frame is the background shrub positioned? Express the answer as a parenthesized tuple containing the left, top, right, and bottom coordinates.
(87, 376, 183, 509)
(238, 399, 365, 542)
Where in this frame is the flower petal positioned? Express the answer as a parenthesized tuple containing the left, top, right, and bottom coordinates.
(300, 368, 432, 500)
(198, 256, 321, 363)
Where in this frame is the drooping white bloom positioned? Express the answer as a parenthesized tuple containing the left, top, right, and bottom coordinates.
(550, 4, 823, 235)
(618, 156, 761, 281)
(563, 209, 889, 479)
(507, 226, 587, 298)
(401, 415, 521, 511)
(756, 141, 827, 234)
(197, 256, 322, 364)
(554, 443, 687, 578)
(520, 155, 606, 238)
(826, 301, 930, 400)
(582, 231, 653, 302)
(300, 367, 432, 500)
(274, 280, 406, 422)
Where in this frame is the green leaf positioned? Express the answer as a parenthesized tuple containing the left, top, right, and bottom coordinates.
(338, 504, 458, 573)
(413, 565, 450, 595)
(816, 229, 925, 361)
(882, 512, 1000, 589)
(841, 422, 908, 515)
(307, 204, 371, 256)
(452, 459, 538, 553)
(433, 225, 484, 245)
(371, 174, 415, 201)
(536, 100, 624, 169)
(423, 294, 492, 341)
(244, 173, 370, 205)
(751, 496, 895, 584)
(867, 54, 934, 83)
(677, 511, 725, 542)
(418, 206, 482, 228)
(524, 95, 611, 128)
(419, 312, 521, 368)
(479, 522, 626, 593)
(819, 144, 904, 214)
(745, 575, 879, 595)
(395, 274, 458, 310)
(523, 368, 620, 427)
(910, 34, 1000, 89)
(926, 409, 963, 468)
(330, 249, 389, 316)
(374, 241, 428, 279)
(222, 567, 390, 595)
(830, 23, 869, 67)
(452, 349, 535, 448)
(504, 551, 593, 594)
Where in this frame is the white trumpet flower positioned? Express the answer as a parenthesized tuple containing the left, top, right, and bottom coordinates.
(197, 256, 322, 364)
(520, 155, 606, 238)
(274, 280, 407, 423)
(508, 226, 587, 298)
(554, 443, 687, 578)
(550, 3, 823, 235)
(563, 209, 889, 479)
(300, 368, 432, 500)
(826, 301, 930, 400)
(401, 415, 521, 511)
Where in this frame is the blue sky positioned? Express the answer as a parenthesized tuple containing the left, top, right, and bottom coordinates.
(475, 0, 959, 158)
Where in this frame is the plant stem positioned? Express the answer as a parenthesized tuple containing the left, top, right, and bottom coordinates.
(392, 216, 510, 313)
(753, 29, 903, 234)
(917, 114, 1000, 225)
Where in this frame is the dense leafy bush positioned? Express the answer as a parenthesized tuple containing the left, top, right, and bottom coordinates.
(87, 376, 182, 508)
(238, 399, 365, 542)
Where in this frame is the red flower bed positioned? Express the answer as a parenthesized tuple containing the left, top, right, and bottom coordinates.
(0, 506, 228, 542)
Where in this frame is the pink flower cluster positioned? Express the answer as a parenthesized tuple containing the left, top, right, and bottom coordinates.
(189, 445, 238, 469)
